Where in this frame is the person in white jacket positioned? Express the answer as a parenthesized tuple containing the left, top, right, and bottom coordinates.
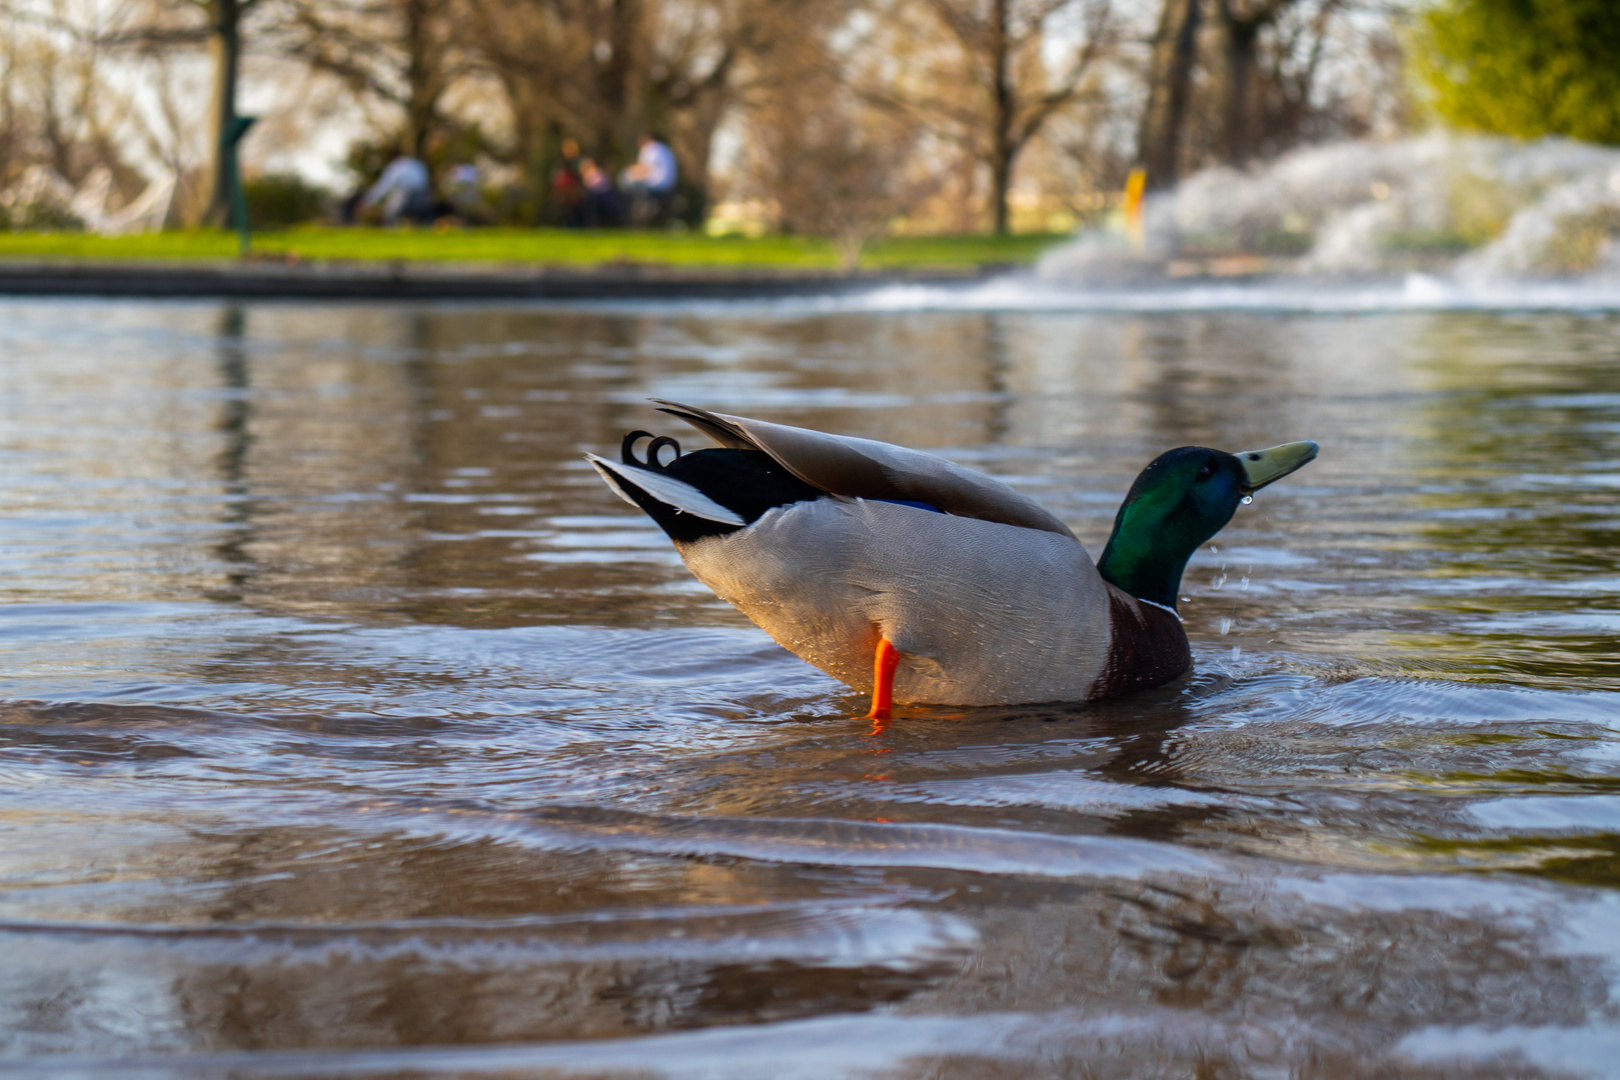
(620, 134, 677, 225)
(361, 154, 435, 225)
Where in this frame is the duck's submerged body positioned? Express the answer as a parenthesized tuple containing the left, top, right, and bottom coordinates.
(590, 402, 1315, 711)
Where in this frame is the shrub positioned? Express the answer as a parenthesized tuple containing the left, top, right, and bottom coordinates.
(244, 173, 326, 229)
(1415, 0, 1620, 145)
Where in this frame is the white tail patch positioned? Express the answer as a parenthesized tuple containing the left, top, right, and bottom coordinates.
(585, 453, 746, 526)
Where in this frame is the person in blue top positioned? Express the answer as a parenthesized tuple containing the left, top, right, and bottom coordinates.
(620, 133, 677, 226)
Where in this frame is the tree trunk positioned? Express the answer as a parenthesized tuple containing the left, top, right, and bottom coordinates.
(595, 0, 643, 166)
(201, 0, 240, 227)
(403, 0, 436, 157)
(1216, 0, 1267, 166)
(1135, 0, 1201, 191)
(988, 0, 1012, 235)
(0, 35, 15, 181)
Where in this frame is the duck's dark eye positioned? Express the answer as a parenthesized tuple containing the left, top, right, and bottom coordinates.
(1195, 464, 1213, 481)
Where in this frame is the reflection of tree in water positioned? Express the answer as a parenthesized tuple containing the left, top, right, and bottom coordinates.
(982, 314, 1013, 448)
(211, 304, 256, 602)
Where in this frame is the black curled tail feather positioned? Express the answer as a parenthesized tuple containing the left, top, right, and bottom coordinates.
(622, 431, 683, 468)
(621, 430, 655, 464)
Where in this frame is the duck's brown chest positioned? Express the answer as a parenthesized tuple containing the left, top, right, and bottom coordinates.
(1089, 587, 1192, 699)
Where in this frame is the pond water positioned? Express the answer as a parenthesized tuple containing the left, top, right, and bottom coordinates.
(3, 293, 1620, 1078)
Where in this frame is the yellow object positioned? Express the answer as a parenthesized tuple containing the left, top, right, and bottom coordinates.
(1123, 168, 1147, 253)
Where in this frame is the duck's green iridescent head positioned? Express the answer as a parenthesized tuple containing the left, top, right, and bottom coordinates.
(1097, 441, 1318, 609)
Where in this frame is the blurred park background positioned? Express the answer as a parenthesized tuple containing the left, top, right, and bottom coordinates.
(0, 0, 1612, 268)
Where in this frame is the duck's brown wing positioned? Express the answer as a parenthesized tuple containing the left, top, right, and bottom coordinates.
(652, 399, 1076, 539)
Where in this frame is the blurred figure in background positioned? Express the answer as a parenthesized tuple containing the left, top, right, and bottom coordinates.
(359, 151, 435, 226)
(579, 157, 622, 227)
(551, 139, 585, 227)
(445, 162, 483, 223)
(620, 133, 676, 226)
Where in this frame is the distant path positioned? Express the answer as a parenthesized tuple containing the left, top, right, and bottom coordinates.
(0, 260, 994, 300)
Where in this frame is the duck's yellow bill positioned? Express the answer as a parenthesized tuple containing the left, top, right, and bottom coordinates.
(1237, 441, 1319, 493)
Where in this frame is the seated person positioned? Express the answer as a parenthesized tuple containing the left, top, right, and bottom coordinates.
(579, 158, 622, 227)
(619, 134, 677, 226)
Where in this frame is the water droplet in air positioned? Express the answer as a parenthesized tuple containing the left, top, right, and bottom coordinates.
(1240, 495, 1253, 505)
(1218, 617, 1232, 635)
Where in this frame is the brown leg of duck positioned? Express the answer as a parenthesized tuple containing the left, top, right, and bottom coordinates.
(865, 637, 900, 721)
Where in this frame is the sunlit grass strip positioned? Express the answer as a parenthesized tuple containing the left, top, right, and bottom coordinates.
(0, 228, 1068, 270)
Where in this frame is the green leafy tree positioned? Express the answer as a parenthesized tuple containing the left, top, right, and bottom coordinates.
(1416, 0, 1620, 145)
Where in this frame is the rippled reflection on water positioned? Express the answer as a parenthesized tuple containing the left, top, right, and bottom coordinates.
(3, 298, 1620, 1078)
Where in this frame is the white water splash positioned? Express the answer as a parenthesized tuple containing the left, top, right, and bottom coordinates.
(1039, 133, 1620, 287)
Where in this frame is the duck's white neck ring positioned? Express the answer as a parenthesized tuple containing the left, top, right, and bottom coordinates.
(1137, 597, 1183, 623)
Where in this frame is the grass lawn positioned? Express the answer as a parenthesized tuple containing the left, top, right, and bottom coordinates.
(0, 227, 1068, 271)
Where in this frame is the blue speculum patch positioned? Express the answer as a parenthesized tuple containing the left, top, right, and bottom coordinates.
(874, 499, 945, 514)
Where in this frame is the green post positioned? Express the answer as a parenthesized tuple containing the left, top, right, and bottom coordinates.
(223, 115, 258, 257)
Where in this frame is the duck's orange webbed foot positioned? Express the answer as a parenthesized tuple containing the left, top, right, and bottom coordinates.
(865, 637, 900, 722)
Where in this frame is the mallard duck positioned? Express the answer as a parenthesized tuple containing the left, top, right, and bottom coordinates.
(589, 400, 1317, 717)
